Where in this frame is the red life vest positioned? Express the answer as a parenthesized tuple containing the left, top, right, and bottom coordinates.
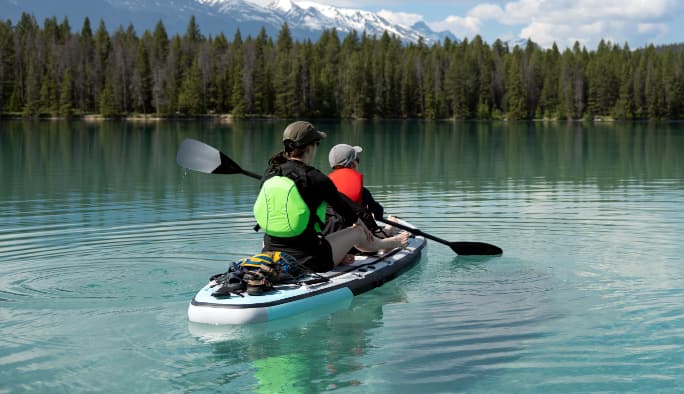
(328, 168, 363, 204)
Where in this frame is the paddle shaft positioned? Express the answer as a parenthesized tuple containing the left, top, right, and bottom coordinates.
(377, 217, 502, 255)
(377, 217, 450, 244)
(219, 152, 262, 179)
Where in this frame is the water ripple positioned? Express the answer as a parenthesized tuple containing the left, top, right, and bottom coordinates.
(0, 205, 261, 308)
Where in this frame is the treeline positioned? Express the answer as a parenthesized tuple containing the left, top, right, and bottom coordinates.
(2, 13, 684, 120)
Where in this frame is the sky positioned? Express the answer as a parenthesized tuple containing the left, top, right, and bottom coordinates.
(259, 0, 684, 49)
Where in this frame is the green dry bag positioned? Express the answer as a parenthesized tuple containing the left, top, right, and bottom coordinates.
(253, 176, 326, 237)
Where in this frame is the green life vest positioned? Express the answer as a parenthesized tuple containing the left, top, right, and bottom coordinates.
(253, 175, 327, 237)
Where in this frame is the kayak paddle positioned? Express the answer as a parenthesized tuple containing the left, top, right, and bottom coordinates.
(376, 217, 502, 255)
(176, 138, 261, 179)
(176, 138, 503, 256)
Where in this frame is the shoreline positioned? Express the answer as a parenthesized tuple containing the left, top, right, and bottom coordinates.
(0, 113, 624, 122)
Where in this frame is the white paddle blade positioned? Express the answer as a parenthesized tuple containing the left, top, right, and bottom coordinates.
(176, 139, 222, 174)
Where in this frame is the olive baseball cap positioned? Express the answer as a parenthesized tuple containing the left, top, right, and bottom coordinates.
(282, 121, 327, 147)
(329, 144, 363, 168)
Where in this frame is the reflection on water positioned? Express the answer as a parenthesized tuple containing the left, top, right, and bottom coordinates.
(1, 120, 684, 392)
(3, 120, 684, 201)
(183, 284, 407, 393)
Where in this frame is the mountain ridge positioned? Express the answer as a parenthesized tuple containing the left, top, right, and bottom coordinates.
(0, 0, 457, 44)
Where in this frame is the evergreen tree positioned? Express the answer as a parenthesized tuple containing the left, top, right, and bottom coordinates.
(315, 29, 341, 117)
(572, 42, 588, 118)
(184, 16, 203, 43)
(506, 48, 527, 120)
(422, 49, 437, 119)
(644, 45, 665, 119)
(355, 33, 375, 117)
(39, 55, 60, 116)
(557, 48, 576, 119)
(150, 20, 169, 115)
(612, 61, 635, 120)
(23, 62, 41, 116)
(58, 17, 71, 44)
(663, 49, 684, 119)
(473, 36, 493, 119)
(522, 41, 543, 118)
(399, 48, 418, 118)
(587, 40, 619, 116)
(230, 29, 247, 117)
(539, 43, 560, 118)
(108, 25, 134, 115)
(295, 40, 314, 117)
(250, 27, 273, 115)
(274, 23, 295, 117)
(99, 76, 119, 117)
(59, 69, 74, 117)
(446, 45, 469, 119)
(178, 58, 204, 115)
(15, 13, 41, 113)
(212, 32, 231, 113)
(490, 39, 508, 116)
(0, 20, 15, 112)
(163, 36, 183, 115)
(339, 30, 359, 117)
(132, 39, 152, 114)
(181, 16, 203, 74)
(93, 20, 110, 109)
(77, 17, 95, 112)
(197, 41, 216, 113)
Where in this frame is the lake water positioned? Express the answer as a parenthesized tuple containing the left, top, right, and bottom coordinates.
(1, 120, 684, 393)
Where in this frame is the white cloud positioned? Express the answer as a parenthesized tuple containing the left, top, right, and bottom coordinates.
(427, 0, 682, 48)
(377, 10, 423, 27)
(468, 4, 505, 21)
(429, 15, 482, 36)
(638, 23, 668, 35)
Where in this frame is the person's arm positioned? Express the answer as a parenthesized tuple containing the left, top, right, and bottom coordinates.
(362, 187, 384, 218)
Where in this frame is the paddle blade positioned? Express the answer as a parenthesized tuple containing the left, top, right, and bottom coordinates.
(177, 138, 222, 174)
(177, 138, 246, 176)
(449, 242, 503, 256)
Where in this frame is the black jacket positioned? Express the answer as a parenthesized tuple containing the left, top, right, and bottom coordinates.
(261, 160, 358, 259)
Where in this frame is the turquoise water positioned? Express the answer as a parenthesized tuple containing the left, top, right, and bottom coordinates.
(1, 120, 684, 393)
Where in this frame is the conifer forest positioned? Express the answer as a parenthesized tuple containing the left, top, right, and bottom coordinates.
(1, 13, 684, 120)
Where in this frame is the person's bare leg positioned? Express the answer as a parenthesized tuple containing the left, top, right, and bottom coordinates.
(381, 215, 398, 237)
(325, 226, 409, 265)
(359, 232, 409, 254)
(324, 226, 367, 264)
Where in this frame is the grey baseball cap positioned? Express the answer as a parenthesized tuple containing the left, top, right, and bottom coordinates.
(329, 144, 363, 168)
(282, 121, 327, 147)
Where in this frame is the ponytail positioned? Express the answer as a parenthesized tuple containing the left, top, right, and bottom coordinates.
(268, 140, 309, 166)
(268, 151, 288, 167)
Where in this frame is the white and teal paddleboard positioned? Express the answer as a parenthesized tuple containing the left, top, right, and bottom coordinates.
(188, 219, 426, 325)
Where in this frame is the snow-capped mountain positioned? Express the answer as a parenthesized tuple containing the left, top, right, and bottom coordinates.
(0, 0, 456, 45)
(267, 0, 427, 43)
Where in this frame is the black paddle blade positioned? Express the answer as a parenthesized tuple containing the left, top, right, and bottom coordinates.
(449, 242, 503, 256)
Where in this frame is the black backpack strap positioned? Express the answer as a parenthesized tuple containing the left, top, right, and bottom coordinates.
(283, 164, 326, 233)
(253, 165, 280, 233)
